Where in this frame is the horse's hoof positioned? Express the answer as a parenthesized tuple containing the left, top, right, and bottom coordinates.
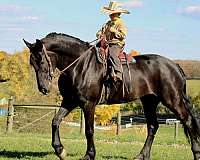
(59, 148, 66, 160)
(79, 155, 91, 160)
(134, 154, 150, 160)
(134, 154, 144, 160)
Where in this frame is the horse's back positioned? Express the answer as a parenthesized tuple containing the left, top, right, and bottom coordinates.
(128, 54, 184, 81)
(122, 54, 186, 99)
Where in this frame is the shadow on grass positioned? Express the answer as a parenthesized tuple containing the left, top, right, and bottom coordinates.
(0, 150, 83, 159)
(102, 155, 128, 159)
(0, 150, 53, 159)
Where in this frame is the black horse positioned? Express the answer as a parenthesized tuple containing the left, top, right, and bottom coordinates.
(23, 32, 200, 160)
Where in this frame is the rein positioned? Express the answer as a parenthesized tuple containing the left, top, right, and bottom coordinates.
(42, 44, 54, 79)
(59, 38, 101, 74)
(42, 38, 101, 77)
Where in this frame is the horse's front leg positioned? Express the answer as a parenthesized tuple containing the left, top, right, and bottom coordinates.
(80, 102, 96, 160)
(52, 105, 74, 160)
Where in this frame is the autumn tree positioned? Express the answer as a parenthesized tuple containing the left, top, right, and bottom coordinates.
(175, 60, 200, 78)
(0, 49, 61, 104)
(0, 49, 32, 100)
(0, 51, 7, 61)
(95, 104, 120, 125)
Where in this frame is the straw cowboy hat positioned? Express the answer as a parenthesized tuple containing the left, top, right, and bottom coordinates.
(100, 1, 130, 14)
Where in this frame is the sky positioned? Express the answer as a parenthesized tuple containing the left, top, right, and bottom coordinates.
(0, 0, 200, 60)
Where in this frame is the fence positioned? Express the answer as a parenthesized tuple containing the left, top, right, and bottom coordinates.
(3, 97, 182, 141)
(6, 97, 60, 133)
(4, 97, 122, 135)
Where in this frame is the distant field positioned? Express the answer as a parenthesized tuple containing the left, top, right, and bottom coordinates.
(187, 80, 200, 96)
(0, 125, 193, 160)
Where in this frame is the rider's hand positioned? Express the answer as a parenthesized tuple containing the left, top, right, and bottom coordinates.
(109, 27, 117, 33)
(99, 35, 105, 40)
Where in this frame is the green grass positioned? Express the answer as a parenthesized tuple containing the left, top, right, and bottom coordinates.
(187, 80, 200, 96)
(0, 81, 198, 160)
(0, 125, 193, 160)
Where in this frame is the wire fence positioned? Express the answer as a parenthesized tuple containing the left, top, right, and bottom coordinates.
(13, 107, 56, 133)
(0, 97, 181, 143)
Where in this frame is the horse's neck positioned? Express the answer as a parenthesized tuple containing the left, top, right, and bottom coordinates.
(49, 44, 87, 71)
(46, 38, 103, 80)
(72, 49, 104, 83)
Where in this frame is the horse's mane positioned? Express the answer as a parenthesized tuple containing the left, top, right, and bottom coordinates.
(45, 32, 87, 45)
(43, 32, 90, 55)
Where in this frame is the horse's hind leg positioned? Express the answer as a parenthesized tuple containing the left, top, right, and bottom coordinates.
(52, 99, 75, 160)
(135, 95, 160, 160)
(80, 101, 96, 160)
(162, 93, 200, 160)
(181, 97, 200, 160)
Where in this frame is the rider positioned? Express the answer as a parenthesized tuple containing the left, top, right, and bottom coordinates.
(96, 1, 130, 81)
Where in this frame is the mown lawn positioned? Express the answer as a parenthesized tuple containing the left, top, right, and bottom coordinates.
(0, 125, 193, 160)
(0, 80, 198, 159)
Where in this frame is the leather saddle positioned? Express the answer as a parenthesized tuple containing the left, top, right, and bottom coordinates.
(95, 39, 139, 104)
(96, 39, 139, 64)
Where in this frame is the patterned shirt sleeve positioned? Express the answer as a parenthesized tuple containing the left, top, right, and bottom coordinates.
(113, 19, 127, 40)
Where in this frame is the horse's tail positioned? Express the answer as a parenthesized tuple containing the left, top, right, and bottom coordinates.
(177, 64, 200, 142)
(182, 93, 200, 143)
(176, 63, 186, 80)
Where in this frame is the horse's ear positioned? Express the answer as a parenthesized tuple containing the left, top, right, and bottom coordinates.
(35, 39, 43, 51)
(23, 39, 34, 49)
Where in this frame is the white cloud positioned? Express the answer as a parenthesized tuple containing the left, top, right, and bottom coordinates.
(183, 6, 200, 14)
(19, 16, 40, 21)
(178, 5, 200, 19)
(122, 0, 144, 8)
(0, 5, 29, 13)
(0, 24, 27, 32)
(0, 27, 27, 32)
(5, 27, 27, 32)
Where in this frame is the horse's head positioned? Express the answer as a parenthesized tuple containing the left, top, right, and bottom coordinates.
(23, 39, 54, 95)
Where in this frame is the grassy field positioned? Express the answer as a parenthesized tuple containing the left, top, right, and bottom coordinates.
(187, 80, 200, 96)
(0, 81, 198, 160)
(0, 125, 193, 160)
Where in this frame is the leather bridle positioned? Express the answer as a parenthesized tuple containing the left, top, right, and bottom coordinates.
(41, 38, 101, 78)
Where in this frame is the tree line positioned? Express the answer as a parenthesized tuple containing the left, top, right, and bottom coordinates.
(175, 60, 200, 78)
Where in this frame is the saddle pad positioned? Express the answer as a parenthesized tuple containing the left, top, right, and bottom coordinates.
(118, 52, 133, 62)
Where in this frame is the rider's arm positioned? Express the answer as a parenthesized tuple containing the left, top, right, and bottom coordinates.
(110, 20, 127, 40)
(96, 23, 107, 38)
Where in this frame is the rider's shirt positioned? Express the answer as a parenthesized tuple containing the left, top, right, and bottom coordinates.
(96, 17, 127, 47)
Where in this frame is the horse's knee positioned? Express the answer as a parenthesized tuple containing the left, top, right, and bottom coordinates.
(148, 124, 159, 135)
(52, 107, 70, 127)
(85, 129, 94, 138)
(52, 118, 58, 127)
(52, 114, 63, 126)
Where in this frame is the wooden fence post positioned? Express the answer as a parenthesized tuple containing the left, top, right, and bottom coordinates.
(80, 110, 85, 134)
(174, 121, 179, 143)
(116, 110, 121, 135)
(6, 97, 14, 133)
